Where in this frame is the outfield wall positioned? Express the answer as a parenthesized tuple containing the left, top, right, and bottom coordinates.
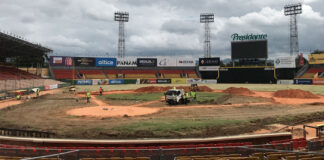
(73, 78, 217, 85)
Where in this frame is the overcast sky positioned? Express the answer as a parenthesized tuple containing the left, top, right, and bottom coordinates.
(0, 0, 323, 59)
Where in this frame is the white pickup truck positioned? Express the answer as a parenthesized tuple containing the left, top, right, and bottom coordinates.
(164, 89, 186, 105)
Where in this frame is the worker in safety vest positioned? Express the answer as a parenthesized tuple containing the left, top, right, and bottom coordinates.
(191, 91, 196, 100)
(36, 89, 40, 98)
(86, 91, 91, 103)
(99, 87, 103, 96)
(16, 94, 21, 100)
(173, 86, 176, 90)
(185, 92, 190, 104)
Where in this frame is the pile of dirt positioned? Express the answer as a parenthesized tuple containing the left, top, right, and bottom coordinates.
(223, 87, 255, 95)
(134, 86, 213, 93)
(273, 89, 319, 99)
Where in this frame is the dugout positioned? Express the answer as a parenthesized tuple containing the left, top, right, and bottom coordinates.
(217, 66, 277, 83)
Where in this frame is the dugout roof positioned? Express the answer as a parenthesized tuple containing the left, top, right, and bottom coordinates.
(0, 32, 52, 57)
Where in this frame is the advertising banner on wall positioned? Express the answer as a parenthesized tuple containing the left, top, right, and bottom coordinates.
(294, 79, 312, 85)
(74, 57, 96, 67)
(92, 79, 109, 85)
(157, 57, 177, 67)
(76, 80, 93, 85)
(49, 56, 73, 66)
(200, 80, 217, 84)
(277, 80, 294, 84)
(95, 58, 116, 67)
(313, 79, 324, 85)
(109, 79, 124, 85)
(117, 57, 137, 67)
(140, 79, 157, 84)
(308, 54, 324, 64)
(274, 57, 296, 68)
(156, 79, 171, 84)
(199, 66, 220, 71)
(176, 58, 195, 67)
(199, 57, 220, 66)
(186, 78, 201, 84)
(137, 58, 157, 67)
(171, 78, 187, 84)
(49, 84, 58, 89)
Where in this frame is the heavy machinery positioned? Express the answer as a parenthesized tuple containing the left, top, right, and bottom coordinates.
(190, 83, 198, 92)
(164, 89, 186, 105)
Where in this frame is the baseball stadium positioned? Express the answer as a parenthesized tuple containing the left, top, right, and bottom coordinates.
(1, 3, 324, 160)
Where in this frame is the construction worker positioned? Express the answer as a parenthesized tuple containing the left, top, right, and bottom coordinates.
(86, 91, 91, 103)
(36, 89, 40, 98)
(99, 87, 103, 96)
(16, 94, 21, 100)
(173, 86, 176, 90)
(185, 92, 190, 104)
(191, 91, 196, 100)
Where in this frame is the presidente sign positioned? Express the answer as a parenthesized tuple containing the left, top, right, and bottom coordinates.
(232, 33, 267, 41)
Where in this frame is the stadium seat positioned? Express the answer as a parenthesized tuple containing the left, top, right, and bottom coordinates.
(79, 70, 107, 79)
(52, 69, 78, 79)
(163, 74, 181, 78)
(124, 74, 156, 79)
(187, 73, 198, 78)
(0, 66, 41, 80)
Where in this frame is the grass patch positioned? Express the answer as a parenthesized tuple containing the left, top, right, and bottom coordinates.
(97, 92, 163, 101)
(194, 92, 225, 103)
(113, 118, 243, 132)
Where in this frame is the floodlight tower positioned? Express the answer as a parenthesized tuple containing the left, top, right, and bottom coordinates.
(114, 11, 129, 58)
(284, 3, 302, 56)
(200, 13, 214, 58)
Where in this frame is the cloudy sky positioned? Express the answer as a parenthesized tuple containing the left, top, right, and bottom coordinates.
(0, 0, 323, 59)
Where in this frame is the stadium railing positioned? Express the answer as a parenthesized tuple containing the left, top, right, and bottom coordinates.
(2, 140, 320, 160)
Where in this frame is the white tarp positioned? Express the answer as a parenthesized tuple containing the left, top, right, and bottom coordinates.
(117, 57, 137, 67)
(274, 57, 296, 68)
(157, 57, 177, 67)
(176, 58, 195, 66)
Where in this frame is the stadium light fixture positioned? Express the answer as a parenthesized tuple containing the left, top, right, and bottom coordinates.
(284, 3, 302, 56)
(114, 11, 129, 58)
(200, 13, 214, 23)
(284, 3, 302, 16)
(200, 13, 214, 58)
(114, 12, 129, 22)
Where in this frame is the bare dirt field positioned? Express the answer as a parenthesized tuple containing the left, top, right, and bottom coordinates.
(0, 85, 324, 139)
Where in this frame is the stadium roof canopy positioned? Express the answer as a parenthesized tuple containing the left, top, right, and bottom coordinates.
(0, 32, 52, 57)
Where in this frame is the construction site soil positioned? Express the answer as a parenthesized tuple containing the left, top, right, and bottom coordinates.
(273, 89, 320, 99)
(1, 87, 324, 139)
(223, 87, 255, 95)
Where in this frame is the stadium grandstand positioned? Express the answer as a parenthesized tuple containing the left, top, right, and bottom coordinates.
(296, 52, 324, 80)
(49, 57, 199, 82)
(0, 31, 65, 98)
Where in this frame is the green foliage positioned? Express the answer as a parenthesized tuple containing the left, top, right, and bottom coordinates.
(195, 92, 225, 103)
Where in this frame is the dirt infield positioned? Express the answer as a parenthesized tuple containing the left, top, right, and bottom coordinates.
(274, 89, 320, 99)
(66, 96, 160, 117)
(134, 86, 213, 93)
(223, 87, 255, 95)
